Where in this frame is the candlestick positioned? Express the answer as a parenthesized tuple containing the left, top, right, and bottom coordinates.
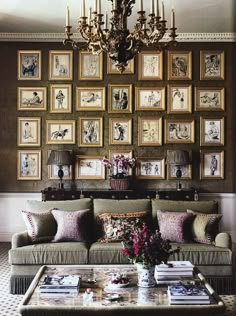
(150, 0, 154, 14)
(66, 5, 70, 26)
(171, 9, 175, 28)
(88, 7, 92, 25)
(113, 0, 117, 10)
(97, 0, 101, 14)
(105, 12, 108, 28)
(155, 0, 159, 17)
(82, 0, 85, 17)
(139, 0, 143, 11)
(94, 0, 97, 12)
(161, 2, 165, 20)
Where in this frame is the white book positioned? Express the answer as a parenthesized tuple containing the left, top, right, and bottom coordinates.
(40, 275, 80, 289)
(169, 299, 210, 305)
(156, 271, 193, 276)
(168, 284, 210, 300)
(156, 280, 182, 285)
(156, 261, 194, 272)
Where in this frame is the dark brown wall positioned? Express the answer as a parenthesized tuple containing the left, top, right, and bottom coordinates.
(0, 41, 235, 193)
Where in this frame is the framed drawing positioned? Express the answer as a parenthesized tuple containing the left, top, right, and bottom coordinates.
(46, 120, 75, 144)
(17, 117, 40, 147)
(49, 84, 72, 113)
(78, 51, 103, 80)
(107, 56, 134, 74)
(138, 116, 162, 146)
(48, 151, 72, 180)
(78, 117, 103, 147)
(136, 157, 165, 179)
(165, 119, 195, 144)
(167, 84, 192, 114)
(167, 51, 192, 80)
(200, 150, 224, 180)
(76, 87, 105, 111)
(109, 118, 132, 145)
(138, 51, 163, 80)
(17, 87, 47, 111)
(17, 50, 41, 80)
(200, 116, 224, 146)
(195, 87, 225, 111)
(75, 155, 105, 180)
(17, 150, 41, 180)
(108, 84, 132, 113)
(135, 87, 165, 111)
(109, 150, 133, 176)
(48, 50, 73, 80)
(200, 50, 224, 80)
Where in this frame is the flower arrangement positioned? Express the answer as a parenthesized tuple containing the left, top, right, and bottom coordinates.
(121, 224, 180, 268)
(102, 154, 135, 179)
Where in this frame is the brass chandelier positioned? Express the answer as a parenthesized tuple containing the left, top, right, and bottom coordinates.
(64, 0, 177, 72)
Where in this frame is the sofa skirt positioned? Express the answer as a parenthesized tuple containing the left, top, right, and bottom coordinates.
(10, 275, 34, 294)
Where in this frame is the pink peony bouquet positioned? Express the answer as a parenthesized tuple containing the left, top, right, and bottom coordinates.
(102, 154, 135, 178)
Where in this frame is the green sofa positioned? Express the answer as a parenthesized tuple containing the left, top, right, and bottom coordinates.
(9, 198, 232, 294)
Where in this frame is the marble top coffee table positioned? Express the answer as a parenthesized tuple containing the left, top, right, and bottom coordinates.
(18, 264, 225, 316)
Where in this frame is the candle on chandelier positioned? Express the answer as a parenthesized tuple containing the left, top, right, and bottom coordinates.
(113, 0, 117, 10)
(97, 0, 101, 13)
(66, 5, 70, 26)
(88, 7, 92, 25)
(94, 0, 97, 12)
(82, 0, 85, 17)
(105, 12, 108, 28)
(150, 0, 154, 14)
(171, 9, 175, 28)
(155, 0, 159, 17)
(139, 0, 143, 11)
(161, 2, 165, 20)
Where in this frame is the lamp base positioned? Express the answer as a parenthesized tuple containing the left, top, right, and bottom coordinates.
(176, 181, 182, 191)
(58, 182, 64, 190)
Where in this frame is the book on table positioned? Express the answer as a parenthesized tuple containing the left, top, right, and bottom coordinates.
(39, 275, 80, 293)
(167, 284, 210, 305)
(156, 261, 194, 272)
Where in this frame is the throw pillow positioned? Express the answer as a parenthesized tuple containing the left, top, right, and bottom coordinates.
(156, 210, 194, 243)
(22, 209, 57, 243)
(52, 209, 91, 242)
(187, 209, 222, 244)
(98, 211, 147, 242)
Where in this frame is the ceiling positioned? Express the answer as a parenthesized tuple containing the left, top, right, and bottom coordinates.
(0, 0, 235, 35)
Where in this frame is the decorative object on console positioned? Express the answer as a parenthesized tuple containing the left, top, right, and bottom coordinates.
(166, 150, 191, 191)
(47, 150, 73, 189)
(64, 0, 178, 72)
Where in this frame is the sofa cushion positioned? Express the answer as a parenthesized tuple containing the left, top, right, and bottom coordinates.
(52, 209, 92, 242)
(9, 242, 89, 265)
(88, 242, 129, 264)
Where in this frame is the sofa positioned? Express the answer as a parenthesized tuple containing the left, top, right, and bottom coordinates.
(9, 198, 232, 295)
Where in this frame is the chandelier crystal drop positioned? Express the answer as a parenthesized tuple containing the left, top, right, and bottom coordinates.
(63, 0, 178, 72)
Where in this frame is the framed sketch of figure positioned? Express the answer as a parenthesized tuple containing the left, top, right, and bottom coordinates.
(135, 87, 165, 111)
(17, 150, 41, 180)
(109, 118, 132, 145)
(138, 117, 162, 146)
(200, 150, 224, 179)
(195, 87, 225, 112)
(108, 84, 132, 113)
(200, 50, 224, 80)
(49, 50, 73, 80)
(138, 51, 163, 80)
(136, 157, 165, 179)
(75, 155, 105, 180)
(167, 84, 192, 114)
(107, 56, 134, 74)
(165, 119, 195, 144)
(78, 117, 103, 147)
(76, 87, 105, 111)
(17, 50, 41, 80)
(78, 51, 103, 80)
(17, 87, 47, 111)
(17, 117, 41, 147)
(200, 117, 224, 146)
(50, 84, 72, 113)
(46, 120, 75, 144)
(168, 51, 192, 80)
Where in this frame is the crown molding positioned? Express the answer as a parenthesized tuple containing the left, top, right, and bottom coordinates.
(0, 32, 235, 42)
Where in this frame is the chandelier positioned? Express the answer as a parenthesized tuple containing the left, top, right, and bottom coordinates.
(64, 0, 177, 72)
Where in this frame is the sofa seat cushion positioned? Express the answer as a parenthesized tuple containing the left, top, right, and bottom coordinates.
(89, 242, 129, 264)
(170, 243, 232, 265)
(9, 242, 89, 265)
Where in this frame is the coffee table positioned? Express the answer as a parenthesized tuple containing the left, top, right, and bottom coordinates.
(18, 264, 225, 316)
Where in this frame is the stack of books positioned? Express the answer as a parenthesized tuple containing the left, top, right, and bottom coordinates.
(167, 284, 210, 305)
(39, 274, 80, 295)
(155, 261, 194, 284)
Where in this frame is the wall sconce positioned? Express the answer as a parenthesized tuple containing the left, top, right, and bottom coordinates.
(166, 150, 191, 191)
(47, 150, 72, 189)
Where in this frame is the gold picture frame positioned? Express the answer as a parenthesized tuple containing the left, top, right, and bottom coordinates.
(47, 150, 72, 180)
(165, 119, 195, 144)
(75, 155, 105, 180)
(109, 118, 132, 145)
(48, 50, 73, 80)
(135, 87, 165, 111)
(78, 51, 103, 80)
(195, 87, 225, 112)
(167, 51, 192, 80)
(167, 84, 192, 114)
(136, 157, 165, 179)
(200, 50, 225, 80)
(76, 87, 106, 111)
(200, 116, 224, 146)
(107, 55, 134, 74)
(50, 84, 72, 113)
(17, 117, 41, 147)
(138, 51, 163, 80)
(138, 116, 162, 146)
(17, 150, 41, 180)
(17, 87, 47, 111)
(200, 150, 224, 180)
(17, 50, 41, 80)
(78, 117, 103, 147)
(46, 120, 75, 144)
(108, 84, 132, 113)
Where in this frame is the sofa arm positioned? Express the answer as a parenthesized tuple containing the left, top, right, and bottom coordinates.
(11, 231, 31, 249)
(215, 232, 232, 249)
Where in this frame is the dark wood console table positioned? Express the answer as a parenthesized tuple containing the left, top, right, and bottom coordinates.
(157, 189, 196, 201)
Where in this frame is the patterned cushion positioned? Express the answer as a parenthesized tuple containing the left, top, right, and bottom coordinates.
(98, 211, 147, 242)
(187, 209, 222, 244)
(156, 210, 194, 243)
(52, 209, 91, 242)
(22, 209, 57, 243)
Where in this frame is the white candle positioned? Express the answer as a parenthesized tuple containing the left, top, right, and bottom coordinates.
(66, 5, 70, 26)
(139, 0, 143, 11)
(88, 7, 92, 25)
(171, 9, 175, 28)
(97, 0, 101, 13)
(155, 0, 159, 16)
(94, 0, 97, 12)
(82, 0, 85, 17)
(105, 12, 108, 28)
(161, 2, 165, 20)
(113, 0, 117, 10)
(150, 0, 154, 14)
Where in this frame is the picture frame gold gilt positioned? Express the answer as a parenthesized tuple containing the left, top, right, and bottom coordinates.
(195, 87, 225, 112)
(17, 87, 47, 111)
(138, 51, 163, 80)
(135, 87, 165, 111)
(138, 116, 162, 146)
(78, 117, 103, 147)
(108, 84, 132, 113)
(200, 150, 224, 180)
(46, 120, 75, 144)
(136, 157, 165, 179)
(109, 118, 132, 145)
(17, 150, 41, 180)
(200, 116, 224, 146)
(50, 84, 72, 113)
(17, 117, 41, 147)
(75, 155, 105, 180)
(48, 50, 73, 80)
(167, 84, 192, 114)
(17, 50, 41, 80)
(200, 50, 225, 80)
(107, 55, 134, 74)
(165, 119, 195, 144)
(76, 87, 106, 111)
(78, 51, 103, 80)
(167, 51, 192, 80)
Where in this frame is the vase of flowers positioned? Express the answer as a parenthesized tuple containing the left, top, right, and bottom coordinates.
(121, 224, 180, 287)
(102, 155, 135, 190)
